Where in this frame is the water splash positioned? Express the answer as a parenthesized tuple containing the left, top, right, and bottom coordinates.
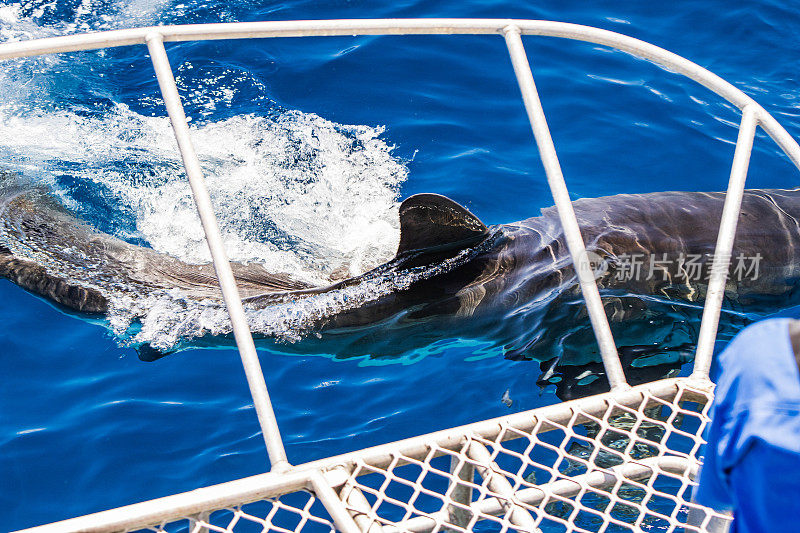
(0, 104, 407, 281)
(0, 0, 410, 348)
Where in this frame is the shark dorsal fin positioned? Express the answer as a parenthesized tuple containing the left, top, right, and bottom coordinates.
(396, 193, 488, 255)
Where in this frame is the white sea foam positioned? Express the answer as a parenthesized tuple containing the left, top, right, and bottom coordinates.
(0, 105, 406, 283)
(108, 237, 487, 351)
(0, 1, 411, 348)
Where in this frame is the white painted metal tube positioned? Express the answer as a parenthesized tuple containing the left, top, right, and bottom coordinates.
(13, 470, 312, 533)
(340, 482, 387, 533)
(692, 106, 758, 380)
(308, 471, 363, 533)
(1, 19, 798, 167)
(188, 512, 210, 533)
(466, 440, 540, 531)
(755, 109, 800, 172)
(145, 33, 289, 470)
(503, 26, 628, 391)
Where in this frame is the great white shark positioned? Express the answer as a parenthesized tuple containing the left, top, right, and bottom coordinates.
(2, 174, 800, 395)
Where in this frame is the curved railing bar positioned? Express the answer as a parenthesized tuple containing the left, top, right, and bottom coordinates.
(0, 18, 798, 169)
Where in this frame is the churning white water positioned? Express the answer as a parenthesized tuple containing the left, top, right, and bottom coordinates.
(0, 2, 411, 349)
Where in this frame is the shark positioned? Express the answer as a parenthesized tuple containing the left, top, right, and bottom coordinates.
(2, 174, 800, 381)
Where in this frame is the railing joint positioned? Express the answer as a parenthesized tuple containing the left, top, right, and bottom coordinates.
(271, 459, 294, 474)
(308, 470, 363, 533)
(144, 31, 164, 45)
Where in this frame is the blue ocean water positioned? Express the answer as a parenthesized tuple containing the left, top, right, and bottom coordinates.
(1, 0, 799, 530)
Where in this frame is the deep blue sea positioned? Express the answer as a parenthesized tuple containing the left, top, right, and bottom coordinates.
(1, 0, 799, 531)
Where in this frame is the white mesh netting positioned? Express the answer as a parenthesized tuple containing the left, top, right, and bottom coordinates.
(125, 378, 729, 533)
(147, 493, 337, 533)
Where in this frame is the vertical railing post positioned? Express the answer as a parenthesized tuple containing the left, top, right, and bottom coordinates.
(691, 105, 758, 380)
(503, 25, 628, 391)
(145, 32, 290, 471)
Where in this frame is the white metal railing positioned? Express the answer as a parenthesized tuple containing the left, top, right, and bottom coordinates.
(691, 105, 759, 380)
(15, 379, 725, 533)
(503, 26, 626, 389)
(146, 31, 290, 471)
(4, 18, 799, 533)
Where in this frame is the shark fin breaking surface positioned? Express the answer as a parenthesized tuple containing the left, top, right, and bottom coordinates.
(396, 193, 489, 255)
